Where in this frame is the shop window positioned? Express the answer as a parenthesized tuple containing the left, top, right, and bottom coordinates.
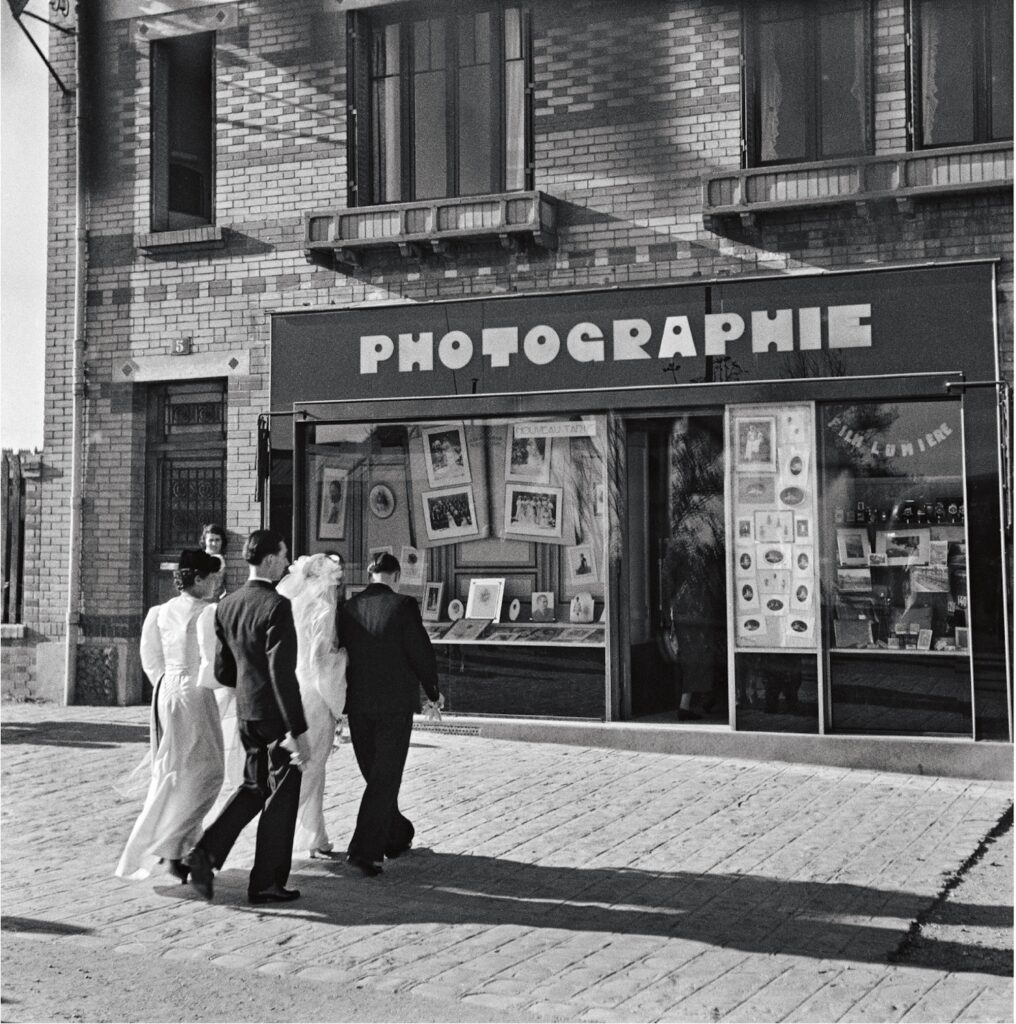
(819, 399, 972, 736)
(348, 5, 531, 206)
(301, 416, 606, 718)
(151, 32, 215, 231)
(743, 0, 871, 166)
(913, 0, 1013, 148)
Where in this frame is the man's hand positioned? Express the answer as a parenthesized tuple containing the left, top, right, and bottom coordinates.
(282, 731, 313, 772)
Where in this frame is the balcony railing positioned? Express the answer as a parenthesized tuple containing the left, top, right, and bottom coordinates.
(702, 142, 1013, 226)
(304, 190, 558, 264)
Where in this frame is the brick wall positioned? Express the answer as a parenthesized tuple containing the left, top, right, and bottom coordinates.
(40, 0, 1012, 703)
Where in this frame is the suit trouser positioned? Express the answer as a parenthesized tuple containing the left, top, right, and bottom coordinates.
(347, 712, 414, 862)
(197, 717, 301, 893)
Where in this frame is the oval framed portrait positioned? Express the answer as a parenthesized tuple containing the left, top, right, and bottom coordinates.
(368, 483, 396, 519)
(447, 599, 464, 621)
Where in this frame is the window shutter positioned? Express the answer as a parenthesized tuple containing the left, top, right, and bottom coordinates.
(150, 41, 170, 230)
(346, 11, 372, 207)
(739, 4, 755, 169)
(522, 7, 534, 188)
(904, 0, 919, 148)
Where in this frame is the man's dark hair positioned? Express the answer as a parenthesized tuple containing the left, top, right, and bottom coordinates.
(243, 529, 285, 566)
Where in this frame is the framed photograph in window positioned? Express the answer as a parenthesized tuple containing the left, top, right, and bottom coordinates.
(875, 529, 930, 567)
(733, 417, 776, 471)
(399, 545, 425, 587)
(317, 466, 349, 541)
(422, 423, 471, 488)
(836, 528, 871, 567)
(735, 473, 776, 505)
(422, 487, 479, 542)
(421, 581, 444, 622)
(530, 592, 555, 621)
(565, 544, 596, 584)
(504, 484, 563, 539)
(465, 578, 505, 621)
(505, 429, 552, 484)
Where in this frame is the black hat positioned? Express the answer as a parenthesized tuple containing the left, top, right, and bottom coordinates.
(177, 549, 223, 576)
(368, 552, 401, 575)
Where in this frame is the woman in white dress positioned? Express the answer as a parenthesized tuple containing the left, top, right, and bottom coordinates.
(116, 549, 225, 882)
(277, 552, 348, 858)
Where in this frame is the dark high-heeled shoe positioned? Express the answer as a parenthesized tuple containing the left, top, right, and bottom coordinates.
(167, 859, 189, 884)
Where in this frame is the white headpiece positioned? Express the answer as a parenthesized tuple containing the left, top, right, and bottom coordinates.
(277, 553, 343, 601)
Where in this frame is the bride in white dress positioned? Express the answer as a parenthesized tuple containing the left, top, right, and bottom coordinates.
(115, 550, 225, 882)
(277, 552, 348, 857)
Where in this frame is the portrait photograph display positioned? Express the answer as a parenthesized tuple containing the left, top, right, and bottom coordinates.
(569, 592, 595, 623)
(505, 427, 552, 484)
(530, 591, 556, 621)
(504, 483, 563, 539)
(422, 422, 471, 488)
(465, 578, 506, 621)
(565, 543, 596, 584)
(836, 528, 872, 567)
(422, 486, 479, 542)
(734, 416, 776, 471)
(755, 510, 793, 544)
(421, 581, 445, 621)
(737, 580, 760, 610)
(318, 466, 348, 540)
(399, 544, 425, 587)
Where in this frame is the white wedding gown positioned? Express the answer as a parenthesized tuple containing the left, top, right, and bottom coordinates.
(279, 563, 347, 856)
(115, 594, 224, 879)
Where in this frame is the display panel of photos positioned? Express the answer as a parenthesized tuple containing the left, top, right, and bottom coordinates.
(728, 404, 818, 650)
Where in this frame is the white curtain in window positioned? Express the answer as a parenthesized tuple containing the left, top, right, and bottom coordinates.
(759, 24, 782, 163)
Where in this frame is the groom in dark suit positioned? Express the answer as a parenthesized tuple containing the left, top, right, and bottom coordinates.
(185, 529, 310, 904)
(338, 552, 441, 876)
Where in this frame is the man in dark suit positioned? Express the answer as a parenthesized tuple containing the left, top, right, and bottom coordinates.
(338, 552, 441, 876)
(185, 529, 311, 904)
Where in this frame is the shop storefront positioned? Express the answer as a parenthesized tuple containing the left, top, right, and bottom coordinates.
(271, 261, 1011, 742)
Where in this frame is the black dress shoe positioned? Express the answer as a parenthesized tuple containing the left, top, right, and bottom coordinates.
(248, 885, 300, 905)
(184, 847, 214, 900)
(346, 853, 384, 877)
(167, 859, 189, 884)
(384, 839, 413, 860)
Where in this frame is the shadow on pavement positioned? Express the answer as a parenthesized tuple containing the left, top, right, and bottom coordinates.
(206, 848, 1012, 976)
(1, 916, 95, 936)
(0, 721, 149, 748)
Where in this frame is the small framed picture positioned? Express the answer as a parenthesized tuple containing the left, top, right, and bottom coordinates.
(836, 528, 871, 567)
(368, 545, 393, 562)
(737, 580, 760, 610)
(735, 473, 777, 505)
(955, 626, 969, 650)
(421, 581, 444, 622)
(736, 516, 754, 541)
(735, 546, 756, 578)
(422, 487, 479, 542)
(734, 416, 776, 470)
(758, 570, 790, 595)
(792, 581, 812, 609)
(779, 446, 809, 482)
(594, 483, 607, 518)
(836, 568, 873, 592)
(793, 546, 815, 577)
(565, 544, 596, 583)
(368, 482, 396, 519)
(794, 515, 812, 541)
(422, 423, 471, 488)
(344, 584, 367, 601)
(755, 510, 794, 544)
(569, 592, 595, 623)
(530, 591, 556, 622)
(504, 484, 563, 539)
(318, 466, 348, 541)
(505, 428, 552, 484)
(400, 545, 425, 587)
(465, 578, 505, 621)
(787, 616, 815, 640)
(917, 628, 933, 651)
(876, 529, 931, 567)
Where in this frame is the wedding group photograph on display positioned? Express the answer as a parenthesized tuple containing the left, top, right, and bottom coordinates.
(505, 430, 551, 484)
(423, 487, 479, 542)
(422, 423, 471, 487)
(505, 484, 562, 538)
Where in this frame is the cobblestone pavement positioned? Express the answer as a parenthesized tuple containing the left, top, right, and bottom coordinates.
(1, 703, 1012, 1023)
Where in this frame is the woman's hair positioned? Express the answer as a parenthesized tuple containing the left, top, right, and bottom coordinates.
(199, 523, 227, 549)
(172, 549, 222, 593)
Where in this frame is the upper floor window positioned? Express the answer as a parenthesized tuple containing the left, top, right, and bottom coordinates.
(744, 1, 871, 167)
(151, 32, 215, 231)
(914, 0, 1013, 147)
(348, 5, 531, 206)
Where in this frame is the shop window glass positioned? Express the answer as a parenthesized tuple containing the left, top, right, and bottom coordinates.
(354, 4, 531, 204)
(819, 400, 972, 736)
(916, 0, 1013, 147)
(302, 416, 607, 718)
(747, 0, 870, 166)
(150, 32, 214, 231)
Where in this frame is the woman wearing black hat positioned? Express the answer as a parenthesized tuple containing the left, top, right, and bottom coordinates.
(116, 549, 226, 882)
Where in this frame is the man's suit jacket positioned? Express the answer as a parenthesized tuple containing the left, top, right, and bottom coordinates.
(338, 582, 439, 715)
(215, 579, 307, 736)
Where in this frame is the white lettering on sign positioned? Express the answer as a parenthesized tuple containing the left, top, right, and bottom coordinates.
(514, 421, 597, 438)
(358, 304, 875, 374)
(827, 416, 954, 457)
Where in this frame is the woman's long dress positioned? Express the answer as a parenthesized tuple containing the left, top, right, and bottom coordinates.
(290, 591, 347, 856)
(115, 594, 224, 879)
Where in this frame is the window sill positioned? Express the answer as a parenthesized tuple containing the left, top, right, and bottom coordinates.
(136, 224, 225, 256)
(702, 142, 1013, 227)
(303, 191, 558, 266)
(0, 624, 26, 641)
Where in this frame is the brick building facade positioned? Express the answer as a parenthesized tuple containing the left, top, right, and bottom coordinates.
(22, 1, 1012, 752)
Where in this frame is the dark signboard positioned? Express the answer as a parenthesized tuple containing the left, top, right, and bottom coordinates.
(272, 263, 996, 409)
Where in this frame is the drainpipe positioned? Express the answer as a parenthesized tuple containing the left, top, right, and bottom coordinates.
(63, 15, 87, 706)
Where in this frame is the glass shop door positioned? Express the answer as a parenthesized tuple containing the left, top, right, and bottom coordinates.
(625, 415, 729, 723)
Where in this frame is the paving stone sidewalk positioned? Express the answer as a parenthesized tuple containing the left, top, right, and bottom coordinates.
(1, 703, 1012, 1023)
